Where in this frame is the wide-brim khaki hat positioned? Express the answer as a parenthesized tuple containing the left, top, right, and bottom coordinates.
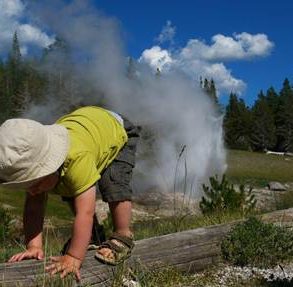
(0, 118, 69, 189)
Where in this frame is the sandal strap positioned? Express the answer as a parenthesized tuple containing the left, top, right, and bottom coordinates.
(109, 232, 134, 250)
(98, 240, 124, 253)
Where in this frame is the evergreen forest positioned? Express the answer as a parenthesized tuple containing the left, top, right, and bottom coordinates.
(1, 33, 293, 153)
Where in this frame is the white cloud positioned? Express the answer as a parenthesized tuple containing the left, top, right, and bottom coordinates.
(18, 24, 55, 48)
(202, 63, 246, 93)
(140, 31, 273, 95)
(0, 0, 54, 55)
(0, 0, 24, 17)
(156, 20, 176, 45)
(235, 32, 274, 57)
(181, 32, 274, 61)
(176, 57, 246, 94)
(139, 46, 173, 71)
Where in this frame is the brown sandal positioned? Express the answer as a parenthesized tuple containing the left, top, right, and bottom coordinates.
(95, 232, 134, 265)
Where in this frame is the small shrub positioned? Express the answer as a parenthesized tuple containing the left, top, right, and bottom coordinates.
(221, 217, 293, 268)
(200, 174, 256, 215)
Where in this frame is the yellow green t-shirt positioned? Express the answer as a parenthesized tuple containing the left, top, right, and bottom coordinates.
(53, 106, 128, 198)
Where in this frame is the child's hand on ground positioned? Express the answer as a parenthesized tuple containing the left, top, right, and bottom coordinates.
(45, 254, 82, 281)
(8, 246, 44, 262)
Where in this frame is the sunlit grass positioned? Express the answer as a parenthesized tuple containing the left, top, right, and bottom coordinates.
(0, 188, 73, 225)
(226, 149, 293, 186)
(133, 210, 246, 240)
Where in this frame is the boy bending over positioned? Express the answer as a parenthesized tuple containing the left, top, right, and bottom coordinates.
(0, 106, 140, 281)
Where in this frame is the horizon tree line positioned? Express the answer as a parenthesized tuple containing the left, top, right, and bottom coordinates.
(1, 32, 293, 153)
(223, 79, 293, 152)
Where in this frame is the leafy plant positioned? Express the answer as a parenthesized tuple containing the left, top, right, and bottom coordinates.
(199, 174, 256, 215)
(221, 217, 293, 268)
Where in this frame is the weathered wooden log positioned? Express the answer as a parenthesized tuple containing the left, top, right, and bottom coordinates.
(0, 222, 235, 287)
(1, 207, 293, 287)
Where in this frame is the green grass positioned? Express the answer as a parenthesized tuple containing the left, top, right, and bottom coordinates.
(0, 188, 73, 225)
(133, 210, 246, 240)
(1, 149, 293, 286)
(1, 149, 293, 224)
(226, 149, 293, 186)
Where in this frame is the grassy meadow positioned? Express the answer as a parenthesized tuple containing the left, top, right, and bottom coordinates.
(226, 149, 293, 186)
(0, 188, 73, 225)
(1, 149, 293, 286)
(2, 149, 293, 219)
(1, 148, 293, 244)
(1, 148, 293, 236)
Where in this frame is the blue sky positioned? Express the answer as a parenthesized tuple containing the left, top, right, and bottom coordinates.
(93, 0, 293, 106)
(0, 0, 292, 106)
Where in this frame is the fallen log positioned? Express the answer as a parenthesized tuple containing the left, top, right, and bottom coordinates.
(1, 207, 293, 287)
(0, 222, 235, 287)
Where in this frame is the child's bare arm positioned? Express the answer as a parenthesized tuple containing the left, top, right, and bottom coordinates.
(67, 186, 96, 260)
(46, 186, 96, 280)
(24, 192, 47, 248)
(9, 192, 47, 262)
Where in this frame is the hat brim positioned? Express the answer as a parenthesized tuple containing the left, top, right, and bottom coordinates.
(0, 124, 69, 189)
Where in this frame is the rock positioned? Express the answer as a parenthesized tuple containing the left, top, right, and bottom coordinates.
(252, 189, 276, 211)
(95, 199, 109, 222)
(122, 276, 141, 287)
(133, 188, 200, 217)
(261, 207, 293, 228)
(268, 182, 287, 191)
(133, 188, 166, 208)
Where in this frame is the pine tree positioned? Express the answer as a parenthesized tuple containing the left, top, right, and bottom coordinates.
(223, 93, 252, 150)
(0, 59, 7, 123)
(203, 78, 218, 104)
(6, 31, 24, 117)
(250, 91, 276, 151)
(23, 60, 47, 104)
(276, 79, 293, 151)
(41, 36, 78, 115)
(127, 57, 136, 79)
(209, 79, 218, 104)
(155, 67, 161, 78)
(42, 36, 69, 59)
(266, 86, 279, 116)
(10, 31, 21, 66)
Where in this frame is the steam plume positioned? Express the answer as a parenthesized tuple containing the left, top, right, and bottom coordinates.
(25, 0, 226, 196)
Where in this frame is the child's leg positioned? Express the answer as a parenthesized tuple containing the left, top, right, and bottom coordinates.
(96, 200, 133, 260)
(109, 200, 133, 237)
(96, 160, 134, 261)
(96, 118, 140, 263)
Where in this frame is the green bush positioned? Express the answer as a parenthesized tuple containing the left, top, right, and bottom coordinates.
(199, 174, 256, 215)
(221, 217, 293, 268)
